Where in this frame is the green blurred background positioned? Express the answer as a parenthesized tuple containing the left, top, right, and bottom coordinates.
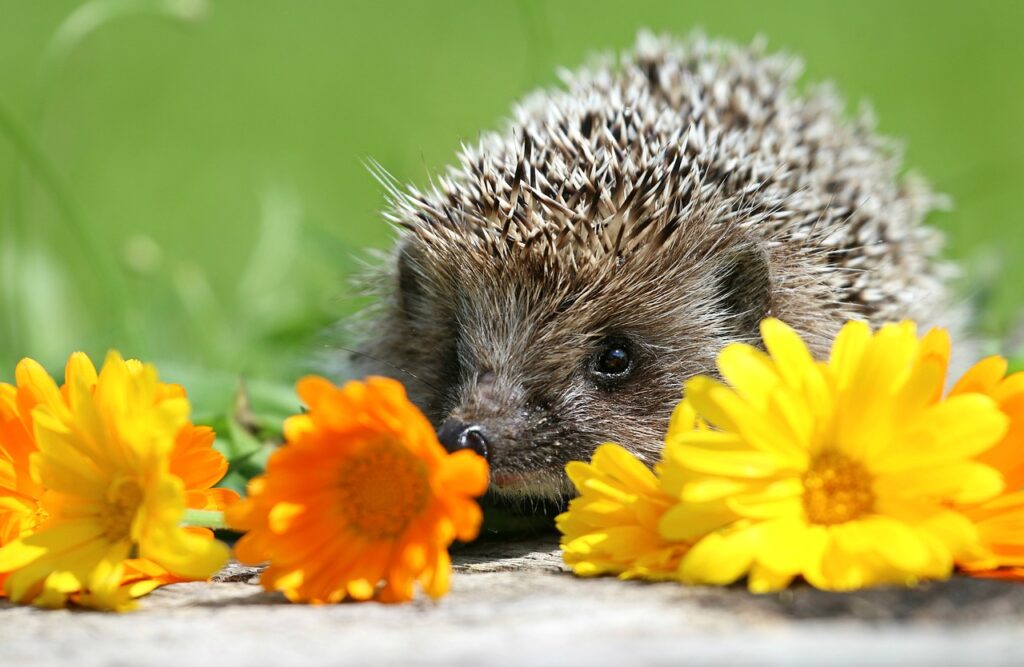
(2, 0, 1023, 413)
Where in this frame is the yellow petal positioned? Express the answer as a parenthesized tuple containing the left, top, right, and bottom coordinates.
(828, 319, 872, 387)
(678, 527, 754, 585)
(748, 516, 817, 575)
(877, 498, 980, 564)
(876, 395, 1009, 473)
(876, 462, 1004, 505)
(0, 520, 103, 572)
(591, 443, 659, 494)
(64, 352, 98, 391)
(658, 500, 736, 543)
(85, 556, 128, 608)
(834, 322, 919, 460)
(685, 377, 807, 464)
(725, 479, 804, 520)
(891, 351, 948, 421)
(748, 563, 795, 593)
(670, 443, 785, 479)
(141, 522, 229, 581)
(717, 344, 780, 409)
(678, 477, 748, 503)
(833, 517, 931, 571)
(140, 477, 229, 580)
(683, 376, 743, 433)
(761, 318, 818, 390)
(664, 398, 699, 440)
(14, 358, 66, 417)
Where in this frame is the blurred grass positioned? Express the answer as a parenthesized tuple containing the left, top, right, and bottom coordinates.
(1, 0, 1023, 422)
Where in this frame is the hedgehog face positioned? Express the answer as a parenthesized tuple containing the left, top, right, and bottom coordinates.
(364, 231, 776, 502)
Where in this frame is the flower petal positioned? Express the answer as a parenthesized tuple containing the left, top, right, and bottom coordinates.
(876, 395, 1009, 473)
(678, 527, 755, 585)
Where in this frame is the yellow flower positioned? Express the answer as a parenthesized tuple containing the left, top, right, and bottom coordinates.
(557, 446, 684, 580)
(227, 376, 489, 604)
(557, 402, 711, 580)
(0, 352, 229, 610)
(661, 319, 1009, 592)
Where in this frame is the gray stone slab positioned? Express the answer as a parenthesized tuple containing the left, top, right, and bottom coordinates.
(2, 535, 1024, 667)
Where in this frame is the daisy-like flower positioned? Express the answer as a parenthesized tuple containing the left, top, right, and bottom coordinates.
(557, 401, 705, 580)
(662, 318, 1009, 592)
(227, 376, 489, 604)
(0, 378, 47, 594)
(0, 352, 231, 610)
(944, 354, 1024, 577)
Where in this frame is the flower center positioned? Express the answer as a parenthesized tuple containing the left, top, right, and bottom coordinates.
(28, 505, 50, 534)
(100, 477, 144, 542)
(802, 451, 875, 525)
(336, 439, 431, 540)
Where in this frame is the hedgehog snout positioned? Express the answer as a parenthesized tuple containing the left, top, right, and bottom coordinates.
(437, 420, 492, 462)
(435, 369, 532, 466)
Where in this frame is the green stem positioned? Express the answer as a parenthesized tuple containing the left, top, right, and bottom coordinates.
(182, 509, 227, 530)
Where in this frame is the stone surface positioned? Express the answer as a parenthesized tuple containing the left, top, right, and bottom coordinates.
(2, 535, 1024, 666)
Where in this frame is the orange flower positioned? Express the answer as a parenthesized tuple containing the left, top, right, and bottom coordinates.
(0, 354, 238, 600)
(227, 376, 489, 604)
(907, 330, 1024, 576)
(947, 355, 1024, 577)
(0, 377, 48, 594)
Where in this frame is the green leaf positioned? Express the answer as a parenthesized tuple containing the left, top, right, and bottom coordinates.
(181, 509, 226, 530)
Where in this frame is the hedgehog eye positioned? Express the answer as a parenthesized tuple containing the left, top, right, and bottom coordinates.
(592, 338, 635, 384)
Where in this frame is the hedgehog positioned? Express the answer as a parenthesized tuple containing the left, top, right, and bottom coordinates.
(347, 32, 957, 506)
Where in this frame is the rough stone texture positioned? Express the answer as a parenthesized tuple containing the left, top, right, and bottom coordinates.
(3, 535, 1024, 667)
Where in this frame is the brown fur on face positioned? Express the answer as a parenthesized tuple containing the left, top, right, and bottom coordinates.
(345, 33, 954, 503)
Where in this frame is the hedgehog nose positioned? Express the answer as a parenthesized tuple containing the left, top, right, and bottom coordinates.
(437, 420, 491, 461)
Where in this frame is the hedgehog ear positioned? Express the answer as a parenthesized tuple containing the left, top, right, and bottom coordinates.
(396, 239, 428, 320)
(714, 243, 772, 339)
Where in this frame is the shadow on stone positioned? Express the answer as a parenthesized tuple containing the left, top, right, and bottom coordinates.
(452, 533, 563, 573)
(185, 589, 289, 608)
(692, 576, 1024, 623)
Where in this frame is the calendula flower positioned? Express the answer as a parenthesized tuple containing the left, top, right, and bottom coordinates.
(0, 380, 47, 594)
(557, 402, 704, 580)
(0, 354, 238, 602)
(662, 319, 1009, 592)
(227, 376, 489, 604)
(944, 355, 1024, 577)
(0, 352, 230, 610)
